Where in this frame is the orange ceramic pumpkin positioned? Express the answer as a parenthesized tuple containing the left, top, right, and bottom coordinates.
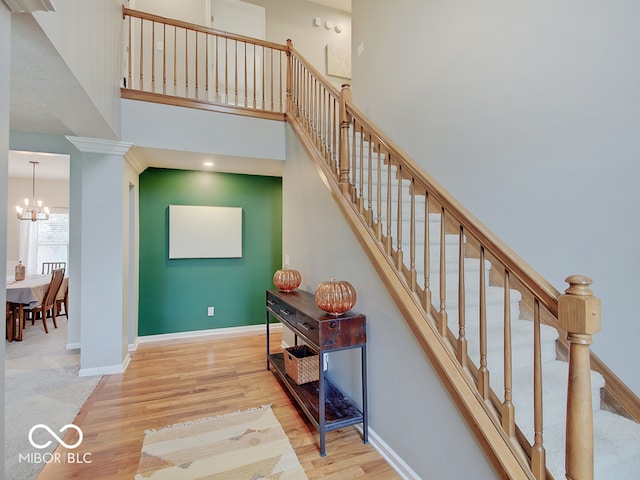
(315, 278, 356, 316)
(273, 267, 301, 292)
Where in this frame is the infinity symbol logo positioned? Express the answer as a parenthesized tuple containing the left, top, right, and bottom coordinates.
(28, 424, 83, 449)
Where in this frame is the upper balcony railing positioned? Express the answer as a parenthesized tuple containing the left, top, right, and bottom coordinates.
(122, 8, 607, 480)
(122, 7, 288, 120)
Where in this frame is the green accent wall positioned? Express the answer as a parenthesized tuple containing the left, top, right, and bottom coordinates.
(138, 168, 282, 336)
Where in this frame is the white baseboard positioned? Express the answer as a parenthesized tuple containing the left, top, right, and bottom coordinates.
(79, 352, 131, 377)
(355, 424, 421, 480)
(128, 338, 139, 352)
(66, 342, 81, 350)
(137, 323, 282, 344)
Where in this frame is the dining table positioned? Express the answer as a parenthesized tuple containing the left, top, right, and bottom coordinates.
(6, 274, 68, 341)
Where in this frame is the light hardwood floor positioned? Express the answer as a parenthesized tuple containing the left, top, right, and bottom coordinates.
(38, 328, 400, 479)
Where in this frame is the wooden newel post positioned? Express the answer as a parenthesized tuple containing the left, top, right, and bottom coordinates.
(339, 84, 352, 197)
(558, 275, 601, 480)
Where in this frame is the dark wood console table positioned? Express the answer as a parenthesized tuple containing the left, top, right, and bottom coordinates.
(266, 289, 368, 456)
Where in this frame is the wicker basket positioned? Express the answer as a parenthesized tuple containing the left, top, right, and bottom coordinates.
(284, 345, 319, 385)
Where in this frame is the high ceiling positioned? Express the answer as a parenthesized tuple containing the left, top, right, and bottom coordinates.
(8, 0, 352, 179)
(308, 0, 351, 13)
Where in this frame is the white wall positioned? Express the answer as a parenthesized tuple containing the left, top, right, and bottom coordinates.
(132, 0, 208, 25)
(249, 0, 351, 88)
(351, 0, 640, 396)
(32, 0, 123, 138)
(120, 99, 286, 160)
(282, 124, 496, 479)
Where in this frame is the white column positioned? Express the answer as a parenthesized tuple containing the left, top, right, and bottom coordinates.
(66, 136, 133, 376)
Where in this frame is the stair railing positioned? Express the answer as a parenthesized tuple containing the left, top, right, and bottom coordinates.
(286, 42, 601, 480)
(122, 7, 287, 120)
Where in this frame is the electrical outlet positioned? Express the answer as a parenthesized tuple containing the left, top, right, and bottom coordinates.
(207, 306, 214, 317)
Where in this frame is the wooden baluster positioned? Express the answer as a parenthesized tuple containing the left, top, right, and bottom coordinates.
(338, 84, 352, 197)
(214, 36, 219, 101)
(151, 21, 155, 91)
(195, 31, 199, 95)
(456, 225, 467, 367)
(559, 275, 600, 480)
(478, 246, 489, 398)
(366, 135, 373, 226)
(173, 27, 177, 90)
(205, 33, 209, 95)
(127, 16, 132, 89)
(409, 177, 417, 291)
(281, 38, 298, 116)
(185, 29, 188, 93)
(423, 193, 431, 311)
(358, 126, 364, 214)
(438, 208, 447, 336)
(243, 42, 248, 107)
(325, 90, 331, 159)
(162, 25, 165, 91)
(385, 155, 392, 254)
(502, 270, 515, 437)
(531, 298, 546, 479)
(396, 165, 403, 271)
(350, 119, 356, 190)
(375, 144, 382, 240)
(234, 40, 238, 105)
(139, 19, 144, 89)
(253, 44, 257, 107)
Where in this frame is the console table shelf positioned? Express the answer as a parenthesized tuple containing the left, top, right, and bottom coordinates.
(268, 353, 363, 429)
(266, 289, 368, 456)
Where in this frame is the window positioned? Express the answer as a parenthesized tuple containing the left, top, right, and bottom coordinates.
(36, 213, 69, 268)
(19, 211, 69, 275)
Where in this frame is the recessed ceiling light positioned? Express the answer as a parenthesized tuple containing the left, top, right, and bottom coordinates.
(203, 161, 214, 167)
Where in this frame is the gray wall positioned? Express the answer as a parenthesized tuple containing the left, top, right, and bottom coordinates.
(248, 0, 352, 88)
(33, 0, 123, 138)
(282, 125, 496, 479)
(351, 0, 640, 396)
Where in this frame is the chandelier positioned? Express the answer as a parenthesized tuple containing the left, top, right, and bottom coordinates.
(16, 161, 50, 222)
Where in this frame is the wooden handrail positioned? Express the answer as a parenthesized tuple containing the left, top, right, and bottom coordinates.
(123, 7, 287, 52)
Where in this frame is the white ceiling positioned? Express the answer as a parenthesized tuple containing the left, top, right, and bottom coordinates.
(307, 0, 351, 13)
(8, 150, 70, 180)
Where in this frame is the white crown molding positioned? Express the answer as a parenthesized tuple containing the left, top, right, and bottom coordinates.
(65, 136, 132, 156)
(124, 145, 148, 175)
(2, 0, 54, 13)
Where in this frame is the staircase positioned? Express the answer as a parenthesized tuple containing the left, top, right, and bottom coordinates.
(121, 9, 640, 478)
(353, 132, 640, 479)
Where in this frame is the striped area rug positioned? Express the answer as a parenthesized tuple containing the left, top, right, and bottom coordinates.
(135, 405, 307, 479)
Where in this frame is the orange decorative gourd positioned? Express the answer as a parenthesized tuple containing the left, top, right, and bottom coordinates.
(273, 267, 302, 292)
(315, 278, 356, 316)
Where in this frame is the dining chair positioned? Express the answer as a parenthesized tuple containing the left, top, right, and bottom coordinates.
(6, 302, 16, 342)
(23, 268, 65, 334)
(55, 281, 69, 319)
(42, 261, 66, 275)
